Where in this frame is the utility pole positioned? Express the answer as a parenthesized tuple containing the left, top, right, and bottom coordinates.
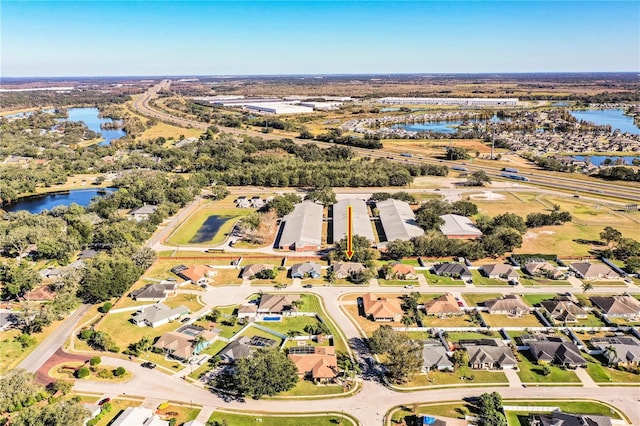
(491, 123, 495, 160)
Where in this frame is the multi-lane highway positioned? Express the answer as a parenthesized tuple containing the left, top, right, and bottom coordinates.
(133, 81, 640, 203)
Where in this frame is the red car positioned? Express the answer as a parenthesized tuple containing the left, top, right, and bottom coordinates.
(99, 398, 111, 406)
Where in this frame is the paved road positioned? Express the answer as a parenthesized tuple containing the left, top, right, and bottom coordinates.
(17, 304, 91, 373)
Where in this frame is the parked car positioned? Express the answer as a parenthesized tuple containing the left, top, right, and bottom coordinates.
(98, 398, 111, 405)
(141, 362, 156, 369)
(181, 317, 191, 323)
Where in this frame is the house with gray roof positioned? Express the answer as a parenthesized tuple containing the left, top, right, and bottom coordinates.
(128, 205, 158, 221)
(523, 261, 565, 280)
(540, 295, 587, 324)
(277, 201, 323, 251)
(590, 295, 640, 319)
(462, 339, 518, 370)
(529, 411, 612, 426)
(130, 283, 177, 302)
(528, 339, 586, 368)
(377, 199, 424, 242)
(39, 267, 62, 279)
(439, 214, 482, 240)
(333, 198, 374, 243)
(480, 264, 519, 282)
(570, 262, 620, 280)
(422, 340, 454, 372)
(484, 295, 530, 316)
(291, 262, 322, 279)
(131, 303, 189, 328)
(257, 294, 300, 315)
(431, 263, 472, 281)
(331, 262, 366, 280)
(591, 336, 640, 367)
(219, 335, 276, 363)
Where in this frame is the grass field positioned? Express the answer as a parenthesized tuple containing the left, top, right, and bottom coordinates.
(521, 294, 557, 307)
(470, 270, 511, 286)
(255, 315, 321, 335)
(0, 317, 65, 375)
(481, 313, 544, 328)
(275, 380, 345, 397)
(93, 398, 143, 426)
(156, 404, 200, 425)
(516, 352, 580, 384)
(504, 400, 623, 424)
(583, 353, 640, 384)
(208, 411, 356, 426)
(390, 402, 471, 423)
(422, 314, 476, 328)
(166, 206, 248, 246)
(461, 293, 502, 307)
(398, 368, 508, 388)
(95, 311, 182, 353)
(421, 271, 465, 286)
(446, 331, 498, 341)
(298, 294, 348, 353)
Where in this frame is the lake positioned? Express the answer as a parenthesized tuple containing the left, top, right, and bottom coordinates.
(4, 188, 116, 214)
(190, 215, 232, 244)
(570, 155, 639, 166)
(58, 107, 126, 146)
(569, 109, 640, 135)
(392, 120, 463, 133)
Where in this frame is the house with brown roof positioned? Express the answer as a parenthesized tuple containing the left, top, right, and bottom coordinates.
(480, 264, 520, 282)
(332, 262, 366, 280)
(288, 346, 338, 382)
(237, 304, 258, 321)
(423, 293, 462, 317)
(153, 329, 218, 361)
(257, 294, 300, 315)
(386, 263, 418, 280)
(484, 295, 530, 316)
(241, 264, 274, 280)
(130, 282, 177, 302)
(461, 339, 518, 370)
(523, 261, 565, 280)
(570, 262, 620, 280)
(590, 295, 640, 319)
(175, 265, 217, 285)
(540, 295, 587, 324)
(362, 293, 403, 322)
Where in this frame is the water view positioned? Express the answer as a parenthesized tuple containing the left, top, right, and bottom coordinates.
(392, 120, 463, 133)
(570, 155, 639, 166)
(59, 107, 126, 145)
(4, 188, 116, 214)
(569, 109, 640, 135)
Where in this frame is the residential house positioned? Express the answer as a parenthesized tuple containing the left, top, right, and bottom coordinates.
(0, 311, 16, 331)
(128, 205, 159, 221)
(291, 262, 322, 279)
(173, 264, 217, 285)
(570, 262, 620, 280)
(529, 412, 612, 426)
(423, 293, 462, 317)
(479, 264, 520, 282)
(431, 263, 472, 282)
(131, 303, 189, 328)
(523, 261, 565, 280)
(237, 304, 258, 321)
(111, 407, 169, 426)
(591, 336, 640, 368)
(235, 196, 251, 208)
(439, 214, 483, 239)
(332, 262, 365, 280)
(82, 403, 102, 425)
(590, 295, 640, 319)
(153, 329, 218, 361)
(288, 346, 338, 382)
(422, 340, 454, 372)
(462, 339, 518, 370)
(219, 335, 277, 363)
(39, 267, 62, 279)
(528, 338, 586, 368)
(250, 196, 265, 208)
(362, 293, 403, 322)
(77, 249, 98, 260)
(130, 282, 177, 302)
(540, 295, 588, 324)
(386, 263, 418, 280)
(241, 263, 274, 280)
(484, 295, 530, 316)
(257, 294, 301, 315)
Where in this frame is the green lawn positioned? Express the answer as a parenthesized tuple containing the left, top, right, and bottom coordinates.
(504, 400, 623, 422)
(391, 402, 472, 423)
(94, 398, 143, 426)
(583, 353, 640, 384)
(471, 270, 510, 286)
(275, 380, 345, 397)
(95, 312, 183, 352)
(516, 352, 580, 384)
(421, 271, 465, 286)
(519, 277, 571, 287)
(208, 411, 356, 426)
(446, 331, 498, 341)
(156, 404, 201, 425)
(255, 316, 321, 335)
(398, 368, 508, 388)
(522, 294, 557, 307)
(461, 293, 502, 307)
(378, 279, 417, 286)
(237, 326, 284, 347)
(296, 294, 347, 354)
(166, 207, 248, 246)
(481, 313, 544, 328)
(423, 314, 477, 328)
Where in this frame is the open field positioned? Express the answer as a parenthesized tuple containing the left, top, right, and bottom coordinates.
(125, 98, 203, 140)
(208, 411, 356, 426)
(504, 399, 624, 424)
(583, 353, 640, 384)
(256, 315, 321, 336)
(461, 293, 502, 307)
(156, 404, 200, 425)
(94, 311, 184, 352)
(398, 368, 508, 388)
(0, 317, 65, 375)
(421, 271, 466, 286)
(516, 352, 580, 384)
(166, 205, 248, 246)
(422, 314, 476, 328)
(481, 313, 544, 328)
(276, 380, 346, 397)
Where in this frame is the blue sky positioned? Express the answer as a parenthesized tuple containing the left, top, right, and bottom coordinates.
(2, 1, 639, 76)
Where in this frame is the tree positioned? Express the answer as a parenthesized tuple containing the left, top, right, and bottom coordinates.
(604, 345, 618, 366)
(75, 367, 90, 379)
(264, 194, 301, 217)
(625, 256, 640, 274)
(415, 209, 445, 231)
(600, 226, 622, 247)
(582, 282, 593, 293)
(446, 147, 469, 161)
(114, 367, 126, 377)
(452, 349, 469, 368)
(466, 170, 492, 187)
(334, 235, 374, 263)
(207, 308, 221, 322)
(131, 247, 157, 270)
(385, 336, 423, 383)
(79, 254, 142, 303)
(491, 213, 527, 235)
(304, 188, 337, 206)
(0, 369, 42, 413)
(90, 356, 101, 367)
(368, 325, 397, 354)
(239, 211, 261, 232)
(0, 261, 42, 300)
(216, 349, 298, 399)
(11, 401, 91, 426)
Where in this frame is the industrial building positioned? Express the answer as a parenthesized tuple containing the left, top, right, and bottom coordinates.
(332, 198, 374, 243)
(377, 97, 518, 106)
(276, 201, 324, 251)
(245, 103, 314, 115)
(376, 199, 424, 242)
(439, 214, 483, 239)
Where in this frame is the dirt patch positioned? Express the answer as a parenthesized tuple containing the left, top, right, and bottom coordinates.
(35, 348, 89, 385)
(468, 191, 507, 201)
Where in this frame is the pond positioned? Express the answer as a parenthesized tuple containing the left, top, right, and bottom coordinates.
(569, 109, 640, 135)
(392, 120, 463, 133)
(3, 188, 116, 214)
(569, 155, 639, 166)
(189, 215, 233, 244)
(57, 107, 127, 145)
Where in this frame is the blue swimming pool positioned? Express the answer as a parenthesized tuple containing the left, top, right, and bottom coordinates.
(262, 316, 282, 321)
(422, 416, 437, 425)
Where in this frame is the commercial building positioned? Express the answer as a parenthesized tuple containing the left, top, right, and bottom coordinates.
(245, 103, 314, 115)
(277, 201, 324, 251)
(377, 97, 518, 106)
(439, 214, 483, 239)
(332, 198, 374, 243)
(377, 199, 424, 242)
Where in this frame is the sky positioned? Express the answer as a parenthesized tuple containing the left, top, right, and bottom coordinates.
(1, 1, 639, 77)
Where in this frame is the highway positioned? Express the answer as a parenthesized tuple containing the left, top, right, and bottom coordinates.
(132, 81, 640, 203)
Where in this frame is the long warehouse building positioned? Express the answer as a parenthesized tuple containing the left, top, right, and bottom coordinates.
(276, 201, 323, 251)
(377, 97, 518, 106)
(332, 198, 374, 243)
(377, 199, 424, 242)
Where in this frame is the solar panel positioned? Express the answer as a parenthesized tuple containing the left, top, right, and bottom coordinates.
(250, 336, 276, 347)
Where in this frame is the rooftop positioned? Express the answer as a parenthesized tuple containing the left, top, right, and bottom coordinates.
(377, 199, 424, 242)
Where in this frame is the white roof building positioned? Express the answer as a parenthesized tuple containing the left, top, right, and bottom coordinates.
(333, 198, 374, 243)
(377, 97, 518, 106)
(277, 201, 323, 251)
(439, 214, 483, 239)
(377, 199, 424, 242)
(245, 103, 314, 115)
(111, 407, 169, 426)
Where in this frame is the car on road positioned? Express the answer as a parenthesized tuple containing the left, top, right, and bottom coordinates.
(181, 317, 191, 323)
(141, 362, 156, 369)
(303, 284, 312, 288)
(404, 285, 414, 289)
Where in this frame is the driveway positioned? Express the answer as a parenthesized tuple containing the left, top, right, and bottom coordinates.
(503, 367, 522, 388)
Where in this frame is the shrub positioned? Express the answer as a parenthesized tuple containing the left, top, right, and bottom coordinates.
(97, 369, 113, 379)
(90, 356, 102, 366)
(16, 333, 36, 348)
(99, 302, 113, 313)
(108, 346, 120, 353)
(79, 329, 94, 340)
(114, 366, 126, 377)
(76, 367, 90, 379)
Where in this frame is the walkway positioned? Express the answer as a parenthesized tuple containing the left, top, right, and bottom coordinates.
(503, 368, 522, 388)
(575, 367, 599, 388)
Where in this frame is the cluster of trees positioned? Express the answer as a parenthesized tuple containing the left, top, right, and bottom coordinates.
(214, 349, 298, 399)
(413, 199, 479, 231)
(475, 392, 507, 426)
(595, 166, 640, 182)
(368, 325, 422, 383)
(525, 208, 572, 228)
(599, 226, 640, 273)
(78, 329, 118, 352)
(369, 191, 417, 203)
(316, 128, 383, 149)
(445, 146, 470, 161)
(0, 369, 90, 426)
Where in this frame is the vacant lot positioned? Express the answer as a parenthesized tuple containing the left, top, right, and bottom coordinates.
(208, 411, 356, 426)
(461, 293, 502, 307)
(399, 368, 508, 388)
(166, 206, 248, 246)
(516, 351, 580, 384)
(481, 313, 544, 328)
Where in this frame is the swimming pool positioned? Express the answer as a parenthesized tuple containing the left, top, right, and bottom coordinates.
(261, 316, 282, 322)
